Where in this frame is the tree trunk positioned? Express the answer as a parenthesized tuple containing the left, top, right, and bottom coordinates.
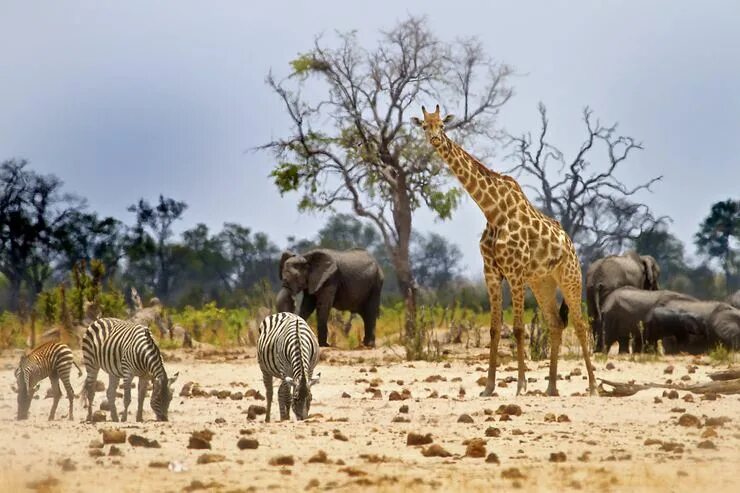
(391, 177, 417, 341)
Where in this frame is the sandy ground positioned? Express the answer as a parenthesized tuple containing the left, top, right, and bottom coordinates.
(0, 342, 739, 493)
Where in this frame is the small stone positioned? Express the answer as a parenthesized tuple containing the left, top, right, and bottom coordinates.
(465, 438, 487, 458)
(666, 390, 679, 400)
(485, 427, 501, 437)
(697, 440, 716, 449)
(341, 392, 351, 398)
(307, 450, 329, 464)
(682, 394, 694, 403)
(179, 382, 194, 397)
(476, 377, 487, 386)
(549, 451, 567, 463)
(388, 391, 403, 401)
(557, 414, 571, 423)
(108, 445, 124, 457)
(188, 430, 214, 450)
(230, 392, 244, 401)
(149, 461, 169, 468)
(485, 453, 500, 464)
(677, 414, 701, 427)
(237, 438, 259, 450)
(501, 467, 525, 479)
(91, 410, 107, 423)
(269, 455, 295, 466)
(333, 431, 348, 442)
(101, 429, 126, 444)
(99, 400, 111, 412)
(57, 458, 76, 472)
(497, 404, 522, 416)
(499, 414, 511, 422)
(128, 434, 161, 448)
(664, 365, 674, 374)
(605, 362, 615, 370)
(217, 390, 231, 399)
(89, 449, 105, 458)
(671, 407, 686, 413)
(88, 440, 104, 449)
(654, 397, 663, 404)
(701, 393, 719, 401)
(407, 432, 433, 446)
(424, 375, 446, 383)
(399, 405, 409, 414)
(458, 414, 474, 423)
(544, 413, 556, 423)
(246, 405, 267, 420)
(570, 368, 582, 376)
(421, 444, 452, 457)
(197, 453, 226, 464)
(214, 417, 226, 424)
(644, 438, 662, 446)
(391, 415, 410, 423)
(701, 428, 718, 438)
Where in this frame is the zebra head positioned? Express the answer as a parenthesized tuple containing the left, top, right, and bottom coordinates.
(15, 355, 38, 420)
(285, 373, 320, 421)
(150, 372, 179, 421)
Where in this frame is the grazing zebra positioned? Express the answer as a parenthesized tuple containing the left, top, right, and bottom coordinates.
(14, 341, 81, 421)
(258, 312, 320, 422)
(82, 317, 178, 422)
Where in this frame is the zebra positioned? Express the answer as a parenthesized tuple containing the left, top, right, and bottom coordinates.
(82, 317, 178, 422)
(14, 341, 81, 421)
(258, 312, 320, 422)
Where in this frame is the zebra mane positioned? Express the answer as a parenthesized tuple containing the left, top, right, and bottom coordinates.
(292, 317, 308, 388)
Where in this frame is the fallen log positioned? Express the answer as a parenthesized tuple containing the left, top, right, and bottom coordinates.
(598, 378, 740, 396)
(708, 369, 740, 381)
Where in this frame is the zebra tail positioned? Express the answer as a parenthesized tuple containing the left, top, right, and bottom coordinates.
(73, 361, 82, 378)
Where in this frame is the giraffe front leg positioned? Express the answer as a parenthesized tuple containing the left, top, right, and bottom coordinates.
(480, 253, 503, 397)
(510, 279, 528, 396)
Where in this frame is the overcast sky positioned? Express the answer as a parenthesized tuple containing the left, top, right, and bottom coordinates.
(1, 1, 738, 275)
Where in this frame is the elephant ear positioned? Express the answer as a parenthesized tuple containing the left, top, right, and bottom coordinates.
(279, 251, 295, 281)
(641, 255, 660, 290)
(305, 250, 338, 295)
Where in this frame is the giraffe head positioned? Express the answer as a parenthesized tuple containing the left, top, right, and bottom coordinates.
(411, 104, 454, 146)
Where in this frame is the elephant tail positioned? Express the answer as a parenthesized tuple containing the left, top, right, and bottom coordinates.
(559, 300, 569, 326)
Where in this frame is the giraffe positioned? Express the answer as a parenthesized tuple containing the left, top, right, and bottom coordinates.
(411, 104, 597, 397)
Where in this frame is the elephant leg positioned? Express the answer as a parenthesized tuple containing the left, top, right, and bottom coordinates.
(617, 336, 630, 354)
(361, 287, 381, 348)
(314, 291, 335, 347)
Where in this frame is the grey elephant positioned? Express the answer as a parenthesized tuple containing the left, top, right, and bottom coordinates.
(600, 287, 696, 353)
(646, 299, 740, 353)
(277, 248, 384, 347)
(586, 250, 661, 352)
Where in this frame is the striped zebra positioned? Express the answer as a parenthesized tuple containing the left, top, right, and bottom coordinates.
(258, 312, 320, 422)
(14, 341, 81, 421)
(82, 317, 178, 422)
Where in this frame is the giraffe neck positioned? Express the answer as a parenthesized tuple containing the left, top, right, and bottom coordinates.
(432, 133, 519, 224)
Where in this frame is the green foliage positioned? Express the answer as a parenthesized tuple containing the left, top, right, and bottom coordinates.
(290, 54, 331, 75)
(171, 302, 250, 346)
(425, 188, 462, 221)
(0, 311, 25, 348)
(695, 199, 740, 291)
(270, 162, 302, 194)
(404, 306, 443, 362)
(99, 288, 127, 319)
(708, 343, 735, 364)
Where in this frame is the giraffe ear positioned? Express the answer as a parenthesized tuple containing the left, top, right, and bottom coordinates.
(434, 104, 440, 115)
(443, 114, 454, 124)
(410, 117, 422, 127)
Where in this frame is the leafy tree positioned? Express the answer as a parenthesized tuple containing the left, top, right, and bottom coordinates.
(316, 214, 379, 251)
(695, 199, 740, 292)
(262, 16, 513, 338)
(218, 223, 280, 296)
(508, 104, 666, 263)
(412, 232, 463, 290)
(53, 211, 125, 280)
(631, 225, 687, 287)
(124, 195, 187, 302)
(0, 159, 83, 310)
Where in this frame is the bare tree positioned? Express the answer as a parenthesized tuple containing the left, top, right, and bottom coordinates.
(261, 16, 513, 340)
(507, 103, 665, 263)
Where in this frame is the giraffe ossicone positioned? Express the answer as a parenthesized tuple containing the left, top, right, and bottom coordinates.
(413, 104, 598, 397)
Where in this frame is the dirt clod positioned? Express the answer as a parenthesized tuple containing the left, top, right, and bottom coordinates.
(458, 414, 474, 423)
(407, 432, 433, 446)
(677, 414, 701, 427)
(308, 450, 329, 463)
(101, 429, 126, 444)
(549, 452, 567, 462)
(269, 455, 295, 466)
(237, 438, 259, 450)
(421, 444, 452, 457)
(465, 438, 487, 458)
(128, 434, 161, 448)
(197, 453, 226, 464)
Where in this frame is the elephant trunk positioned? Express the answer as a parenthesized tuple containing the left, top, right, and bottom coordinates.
(559, 301, 569, 326)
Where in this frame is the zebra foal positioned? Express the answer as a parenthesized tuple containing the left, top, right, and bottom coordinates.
(14, 341, 81, 421)
(82, 317, 178, 422)
(258, 312, 320, 422)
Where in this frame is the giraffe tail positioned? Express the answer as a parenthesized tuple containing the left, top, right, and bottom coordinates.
(559, 301, 569, 326)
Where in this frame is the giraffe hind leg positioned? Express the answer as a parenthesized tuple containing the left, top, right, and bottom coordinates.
(509, 279, 528, 396)
(529, 277, 565, 396)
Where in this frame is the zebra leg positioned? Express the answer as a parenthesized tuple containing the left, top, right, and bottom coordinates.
(48, 376, 62, 421)
(263, 374, 273, 423)
(121, 374, 133, 422)
(107, 375, 120, 422)
(62, 375, 75, 421)
(278, 381, 291, 421)
(84, 367, 99, 422)
(136, 376, 148, 422)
